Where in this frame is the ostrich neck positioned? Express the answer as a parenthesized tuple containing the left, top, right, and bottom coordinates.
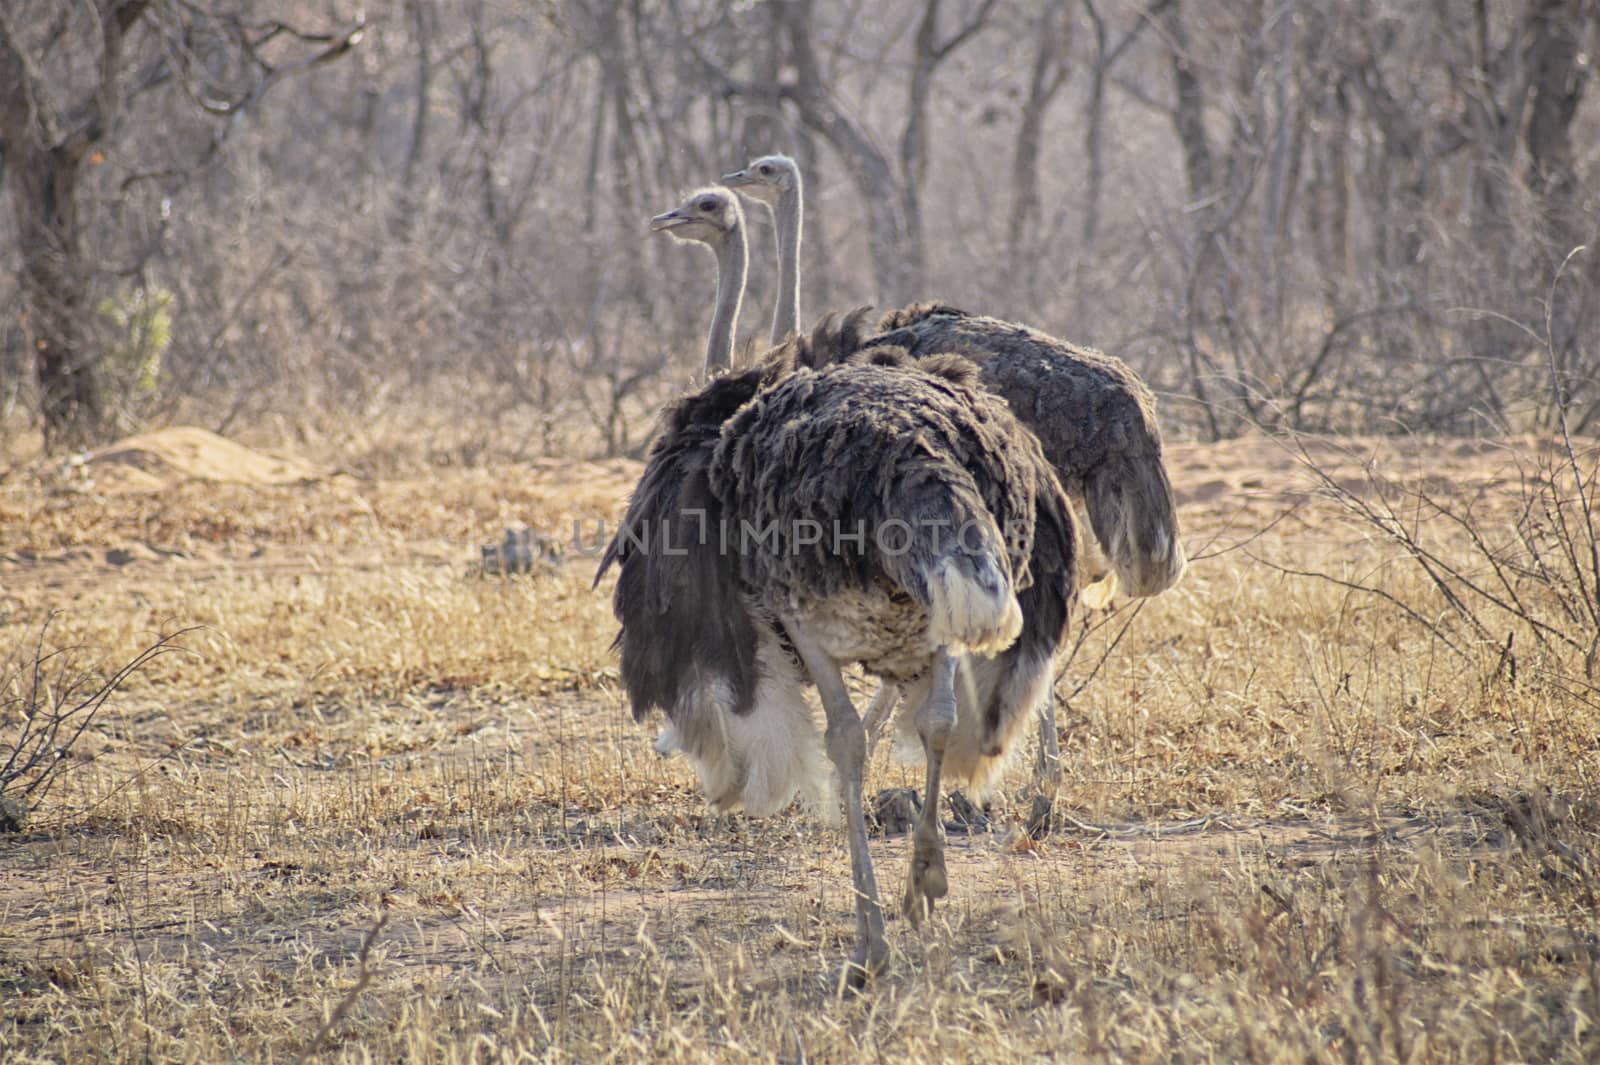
(706, 223, 747, 374)
(772, 182, 802, 344)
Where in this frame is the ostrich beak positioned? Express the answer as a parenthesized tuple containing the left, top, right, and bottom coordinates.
(649, 208, 690, 232)
(720, 169, 755, 187)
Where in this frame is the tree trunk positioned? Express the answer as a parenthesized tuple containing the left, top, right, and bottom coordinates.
(1305, 70, 1352, 310)
(1157, 0, 1223, 439)
(777, 0, 911, 304)
(1161, 0, 1215, 224)
(1080, 0, 1107, 247)
(1523, 0, 1596, 425)
(1523, 0, 1592, 234)
(896, 0, 942, 298)
(899, 0, 998, 300)
(11, 144, 101, 448)
(1261, 5, 1295, 332)
(0, 0, 152, 448)
(393, 0, 433, 238)
(1008, 0, 1070, 305)
(737, 0, 784, 163)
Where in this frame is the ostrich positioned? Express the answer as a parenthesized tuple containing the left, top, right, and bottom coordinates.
(720, 154, 802, 344)
(721, 153, 1186, 773)
(613, 188, 1077, 981)
(649, 187, 748, 374)
(599, 327, 1075, 984)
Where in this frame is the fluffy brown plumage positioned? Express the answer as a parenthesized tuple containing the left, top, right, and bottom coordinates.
(598, 316, 1074, 792)
(722, 146, 1181, 604)
(871, 304, 1185, 601)
(714, 347, 1040, 668)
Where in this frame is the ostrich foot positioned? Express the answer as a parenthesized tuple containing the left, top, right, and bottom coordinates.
(843, 932, 890, 992)
(902, 830, 949, 926)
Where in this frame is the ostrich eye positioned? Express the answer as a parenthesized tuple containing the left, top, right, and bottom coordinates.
(758, 164, 773, 175)
(698, 198, 718, 212)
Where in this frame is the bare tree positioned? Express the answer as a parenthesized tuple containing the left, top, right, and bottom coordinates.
(0, 1, 359, 448)
(0, 2, 151, 448)
(1007, 0, 1072, 302)
(1522, 0, 1596, 428)
(897, 0, 999, 292)
(1, 0, 1593, 455)
(772, 0, 915, 304)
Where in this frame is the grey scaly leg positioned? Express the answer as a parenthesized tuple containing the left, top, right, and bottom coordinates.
(1035, 685, 1062, 785)
(903, 649, 957, 926)
(862, 682, 900, 760)
(786, 623, 888, 988)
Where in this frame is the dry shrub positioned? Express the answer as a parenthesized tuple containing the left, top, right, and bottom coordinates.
(0, 618, 188, 828)
(1285, 429, 1600, 712)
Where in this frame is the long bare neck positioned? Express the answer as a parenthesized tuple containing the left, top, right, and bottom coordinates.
(706, 222, 747, 374)
(771, 178, 802, 344)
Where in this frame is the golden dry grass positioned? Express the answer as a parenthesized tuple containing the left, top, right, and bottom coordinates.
(1, 427, 1597, 1063)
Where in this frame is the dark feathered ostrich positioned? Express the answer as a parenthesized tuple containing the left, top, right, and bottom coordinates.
(599, 335, 1074, 985)
(604, 189, 1076, 984)
(723, 154, 1185, 773)
(872, 303, 1185, 602)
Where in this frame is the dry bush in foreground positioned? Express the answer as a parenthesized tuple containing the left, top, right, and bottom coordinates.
(0, 619, 187, 830)
(1294, 435, 1599, 689)
(1278, 309, 1600, 716)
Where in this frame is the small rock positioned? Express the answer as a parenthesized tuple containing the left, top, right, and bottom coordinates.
(0, 795, 28, 833)
(869, 788, 921, 836)
(476, 525, 560, 576)
(945, 791, 992, 835)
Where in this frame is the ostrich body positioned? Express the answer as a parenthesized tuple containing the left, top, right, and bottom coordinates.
(614, 188, 1075, 981)
(721, 154, 802, 344)
(599, 331, 1075, 983)
(721, 154, 1184, 604)
(873, 303, 1186, 602)
(867, 306, 1184, 778)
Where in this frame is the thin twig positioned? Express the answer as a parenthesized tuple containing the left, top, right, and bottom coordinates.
(293, 910, 389, 1065)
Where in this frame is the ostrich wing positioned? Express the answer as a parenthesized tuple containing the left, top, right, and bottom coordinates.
(597, 370, 768, 720)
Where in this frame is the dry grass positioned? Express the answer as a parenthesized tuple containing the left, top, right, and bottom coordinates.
(1, 428, 1598, 1062)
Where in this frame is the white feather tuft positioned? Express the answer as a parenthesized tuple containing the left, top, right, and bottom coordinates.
(924, 556, 1022, 656)
(890, 650, 1053, 802)
(659, 633, 831, 817)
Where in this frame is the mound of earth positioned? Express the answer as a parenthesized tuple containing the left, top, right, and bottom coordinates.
(80, 426, 322, 492)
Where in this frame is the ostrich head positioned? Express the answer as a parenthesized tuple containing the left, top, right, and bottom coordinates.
(649, 187, 745, 246)
(650, 187, 748, 374)
(720, 155, 800, 206)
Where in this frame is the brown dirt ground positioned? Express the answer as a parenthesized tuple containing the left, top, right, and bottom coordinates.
(2, 426, 1597, 1062)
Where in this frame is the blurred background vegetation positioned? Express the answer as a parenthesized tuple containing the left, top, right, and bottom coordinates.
(1, 0, 1595, 458)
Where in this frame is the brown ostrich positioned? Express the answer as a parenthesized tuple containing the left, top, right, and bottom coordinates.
(611, 189, 1077, 984)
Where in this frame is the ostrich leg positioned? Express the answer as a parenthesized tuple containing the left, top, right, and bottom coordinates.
(903, 650, 957, 925)
(1035, 688, 1062, 785)
(787, 623, 888, 987)
(862, 682, 900, 758)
